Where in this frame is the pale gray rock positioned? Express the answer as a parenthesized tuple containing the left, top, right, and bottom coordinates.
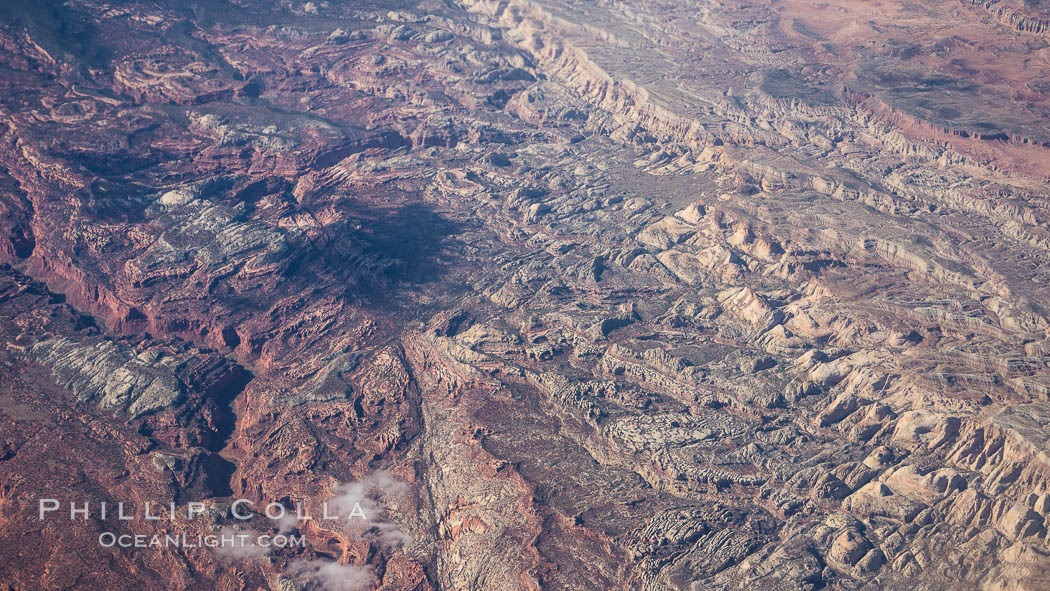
(28, 337, 186, 418)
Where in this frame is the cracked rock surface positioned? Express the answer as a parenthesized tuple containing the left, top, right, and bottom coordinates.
(2, 0, 1050, 589)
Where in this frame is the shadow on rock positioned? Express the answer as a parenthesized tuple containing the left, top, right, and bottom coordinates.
(305, 201, 464, 294)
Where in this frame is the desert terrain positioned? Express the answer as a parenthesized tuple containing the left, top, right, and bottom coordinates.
(2, 0, 1050, 589)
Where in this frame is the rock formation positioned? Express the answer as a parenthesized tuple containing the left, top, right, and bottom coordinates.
(2, 0, 1050, 589)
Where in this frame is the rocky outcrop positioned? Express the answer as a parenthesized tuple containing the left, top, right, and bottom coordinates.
(28, 337, 186, 418)
(3, 0, 1050, 589)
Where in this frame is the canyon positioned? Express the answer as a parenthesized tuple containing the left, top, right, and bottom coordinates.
(2, 0, 1050, 589)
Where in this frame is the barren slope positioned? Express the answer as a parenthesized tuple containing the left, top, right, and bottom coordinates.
(2, 0, 1050, 590)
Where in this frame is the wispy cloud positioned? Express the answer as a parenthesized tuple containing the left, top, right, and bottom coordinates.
(288, 559, 374, 591)
(325, 469, 410, 548)
(283, 470, 410, 590)
(212, 526, 268, 561)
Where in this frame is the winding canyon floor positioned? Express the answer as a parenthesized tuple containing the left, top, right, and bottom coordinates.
(3, 0, 1050, 589)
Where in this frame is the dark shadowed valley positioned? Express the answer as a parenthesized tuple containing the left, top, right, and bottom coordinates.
(2, 0, 1050, 589)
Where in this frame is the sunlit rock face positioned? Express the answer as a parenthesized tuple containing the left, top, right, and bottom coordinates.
(2, 0, 1050, 589)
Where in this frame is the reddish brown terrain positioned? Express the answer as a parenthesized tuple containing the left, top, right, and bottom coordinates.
(2, 0, 1050, 589)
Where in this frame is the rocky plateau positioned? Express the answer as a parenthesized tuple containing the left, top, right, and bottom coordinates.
(2, 0, 1050, 589)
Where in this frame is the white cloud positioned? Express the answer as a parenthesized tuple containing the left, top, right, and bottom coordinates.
(213, 526, 268, 561)
(325, 470, 410, 548)
(274, 511, 300, 534)
(280, 471, 411, 589)
(288, 559, 374, 591)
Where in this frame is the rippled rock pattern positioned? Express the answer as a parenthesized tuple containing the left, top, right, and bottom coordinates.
(2, 0, 1050, 589)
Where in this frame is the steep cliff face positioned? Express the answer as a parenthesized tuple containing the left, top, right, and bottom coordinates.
(2, 0, 1050, 589)
(966, 0, 1050, 35)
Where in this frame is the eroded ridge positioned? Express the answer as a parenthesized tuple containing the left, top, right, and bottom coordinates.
(1, 0, 1049, 589)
